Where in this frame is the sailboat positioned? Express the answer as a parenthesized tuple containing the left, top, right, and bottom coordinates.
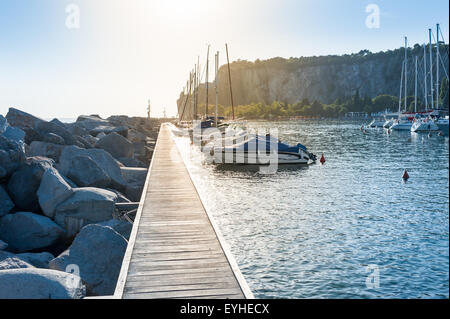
(391, 37, 415, 131)
(412, 24, 447, 132)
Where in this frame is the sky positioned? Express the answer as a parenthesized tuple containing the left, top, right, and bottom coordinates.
(0, 0, 448, 119)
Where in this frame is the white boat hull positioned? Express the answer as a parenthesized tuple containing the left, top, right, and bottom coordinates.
(212, 151, 310, 165)
(411, 121, 439, 132)
(390, 122, 413, 130)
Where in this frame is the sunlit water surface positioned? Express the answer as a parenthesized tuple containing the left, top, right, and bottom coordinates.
(173, 120, 449, 299)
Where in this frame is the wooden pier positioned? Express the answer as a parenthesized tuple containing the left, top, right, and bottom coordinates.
(114, 124, 253, 299)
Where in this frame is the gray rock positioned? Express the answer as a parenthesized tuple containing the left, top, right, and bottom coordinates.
(128, 129, 147, 143)
(2, 126, 25, 144)
(66, 155, 110, 188)
(75, 135, 93, 148)
(0, 251, 35, 270)
(0, 135, 26, 180)
(50, 118, 67, 128)
(16, 252, 55, 269)
(50, 224, 127, 296)
(36, 121, 77, 146)
(96, 132, 106, 139)
(121, 167, 147, 201)
(0, 268, 85, 299)
(67, 123, 89, 137)
(7, 157, 54, 211)
(29, 141, 65, 161)
(95, 132, 133, 159)
(124, 185, 144, 202)
(118, 157, 147, 168)
(97, 219, 132, 240)
(58, 145, 127, 191)
(37, 167, 73, 219)
(23, 127, 42, 144)
(54, 187, 118, 237)
(42, 132, 65, 145)
(82, 134, 98, 146)
(0, 239, 8, 250)
(5, 107, 45, 130)
(0, 115, 8, 134)
(106, 189, 131, 203)
(0, 185, 14, 217)
(0, 212, 65, 252)
(121, 167, 148, 185)
(75, 115, 117, 137)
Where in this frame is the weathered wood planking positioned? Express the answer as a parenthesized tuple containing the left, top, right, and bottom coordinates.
(114, 124, 253, 299)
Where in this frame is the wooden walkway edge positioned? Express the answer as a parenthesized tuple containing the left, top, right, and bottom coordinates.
(114, 123, 253, 299)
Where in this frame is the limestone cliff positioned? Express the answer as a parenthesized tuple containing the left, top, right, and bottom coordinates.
(177, 45, 449, 119)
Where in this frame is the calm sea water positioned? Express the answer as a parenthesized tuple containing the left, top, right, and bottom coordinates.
(174, 120, 449, 299)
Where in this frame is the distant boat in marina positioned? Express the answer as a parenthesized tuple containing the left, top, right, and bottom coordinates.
(411, 117, 439, 132)
(435, 115, 449, 134)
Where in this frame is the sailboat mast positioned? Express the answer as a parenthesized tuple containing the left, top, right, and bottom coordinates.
(436, 23, 440, 109)
(398, 60, 405, 119)
(205, 45, 210, 117)
(225, 43, 235, 120)
(423, 44, 428, 111)
(404, 36, 408, 112)
(215, 52, 219, 127)
(414, 56, 418, 113)
(194, 65, 198, 120)
(429, 29, 434, 109)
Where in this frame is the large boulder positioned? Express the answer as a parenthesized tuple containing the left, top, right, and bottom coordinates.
(23, 127, 43, 144)
(0, 251, 35, 270)
(97, 219, 132, 240)
(0, 185, 14, 217)
(5, 107, 45, 130)
(49, 224, 127, 296)
(50, 118, 67, 128)
(58, 145, 127, 191)
(42, 132, 65, 145)
(121, 167, 148, 201)
(0, 268, 85, 299)
(118, 157, 146, 168)
(66, 123, 89, 137)
(66, 156, 110, 188)
(35, 121, 77, 146)
(16, 252, 55, 269)
(2, 126, 25, 144)
(0, 115, 8, 134)
(95, 132, 133, 159)
(7, 157, 54, 211)
(29, 141, 65, 162)
(0, 212, 65, 252)
(37, 167, 73, 219)
(0, 135, 26, 180)
(54, 187, 118, 237)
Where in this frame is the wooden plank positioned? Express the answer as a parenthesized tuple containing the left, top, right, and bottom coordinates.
(114, 124, 252, 299)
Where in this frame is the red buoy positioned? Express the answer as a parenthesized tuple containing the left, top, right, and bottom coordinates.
(320, 153, 326, 164)
(402, 169, 409, 180)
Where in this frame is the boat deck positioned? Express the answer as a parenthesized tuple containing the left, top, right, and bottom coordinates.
(114, 123, 253, 299)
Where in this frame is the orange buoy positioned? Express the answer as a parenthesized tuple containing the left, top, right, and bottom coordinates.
(320, 153, 326, 164)
(402, 169, 409, 180)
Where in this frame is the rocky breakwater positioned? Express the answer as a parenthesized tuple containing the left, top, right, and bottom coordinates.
(0, 108, 160, 298)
